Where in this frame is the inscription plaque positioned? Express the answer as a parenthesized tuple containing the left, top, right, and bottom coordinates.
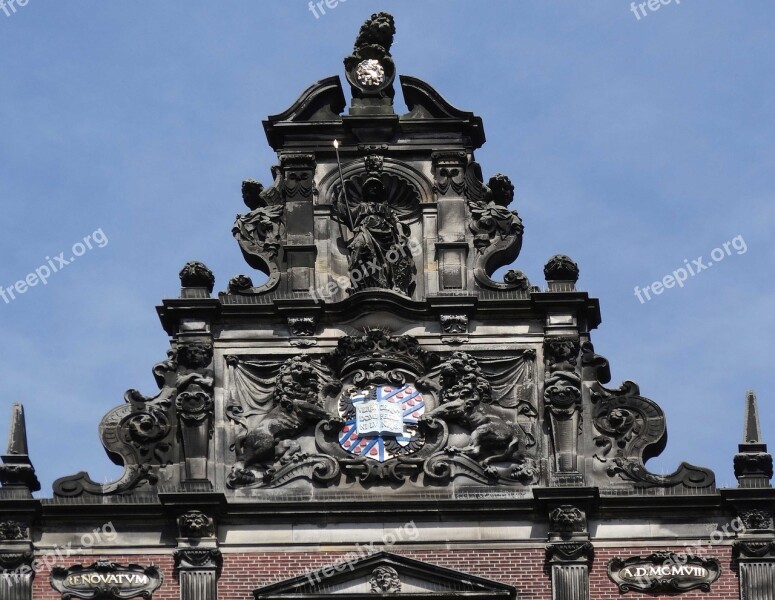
(608, 552, 720, 593)
(51, 561, 163, 599)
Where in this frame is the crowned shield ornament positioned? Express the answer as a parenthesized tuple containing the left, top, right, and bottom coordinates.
(339, 385, 425, 462)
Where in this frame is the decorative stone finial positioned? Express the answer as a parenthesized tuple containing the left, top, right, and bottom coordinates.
(179, 261, 215, 297)
(5, 403, 29, 456)
(744, 389, 763, 444)
(544, 255, 579, 288)
(0, 404, 40, 493)
(227, 275, 254, 294)
(734, 390, 773, 488)
(344, 13, 397, 114)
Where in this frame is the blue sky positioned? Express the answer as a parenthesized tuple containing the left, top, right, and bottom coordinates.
(1, 1, 773, 493)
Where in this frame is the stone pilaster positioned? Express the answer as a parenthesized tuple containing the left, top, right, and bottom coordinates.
(0, 549, 34, 600)
(544, 502, 593, 600)
(174, 508, 221, 600)
(734, 539, 775, 599)
(545, 541, 593, 600)
(175, 547, 222, 600)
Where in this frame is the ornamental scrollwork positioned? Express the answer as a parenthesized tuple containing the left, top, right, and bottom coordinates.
(53, 350, 179, 497)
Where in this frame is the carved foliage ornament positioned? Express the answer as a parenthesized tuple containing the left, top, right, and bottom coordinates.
(543, 254, 579, 283)
(0, 520, 28, 541)
(734, 451, 774, 479)
(227, 274, 254, 294)
(733, 540, 775, 560)
(503, 269, 531, 291)
(739, 509, 773, 531)
(179, 261, 214, 292)
(50, 561, 163, 600)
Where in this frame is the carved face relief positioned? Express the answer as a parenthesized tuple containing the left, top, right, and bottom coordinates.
(356, 59, 386, 87)
(549, 506, 586, 533)
(339, 384, 425, 462)
(370, 566, 401, 594)
(178, 510, 215, 538)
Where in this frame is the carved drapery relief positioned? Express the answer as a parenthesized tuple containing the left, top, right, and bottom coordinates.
(225, 332, 538, 489)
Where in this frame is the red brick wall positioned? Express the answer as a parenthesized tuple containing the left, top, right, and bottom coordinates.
(26, 546, 740, 600)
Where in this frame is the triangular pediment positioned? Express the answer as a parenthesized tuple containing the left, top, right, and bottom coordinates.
(253, 552, 517, 600)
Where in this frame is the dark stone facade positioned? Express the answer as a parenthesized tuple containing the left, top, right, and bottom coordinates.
(1, 12, 772, 600)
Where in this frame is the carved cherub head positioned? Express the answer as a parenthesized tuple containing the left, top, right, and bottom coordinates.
(488, 174, 515, 206)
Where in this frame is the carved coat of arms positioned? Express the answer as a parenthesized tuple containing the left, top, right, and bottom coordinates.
(339, 384, 425, 462)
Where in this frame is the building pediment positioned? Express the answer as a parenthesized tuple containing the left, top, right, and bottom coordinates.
(252, 552, 517, 600)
